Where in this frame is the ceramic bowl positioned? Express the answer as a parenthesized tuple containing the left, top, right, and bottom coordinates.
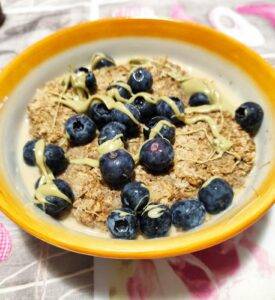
(0, 19, 274, 259)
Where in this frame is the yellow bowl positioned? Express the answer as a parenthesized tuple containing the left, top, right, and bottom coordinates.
(0, 19, 274, 259)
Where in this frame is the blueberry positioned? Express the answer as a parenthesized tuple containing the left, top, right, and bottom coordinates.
(235, 101, 264, 135)
(171, 199, 206, 230)
(131, 95, 156, 123)
(85, 72, 97, 94)
(98, 121, 126, 145)
(87, 102, 112, 129)
(111, 103, 141, 138)
(189, 92, 210, 107)
(75, 66, 89, 73)
(99, 149, 135, 187)
(53, 178, 74, 200)
(91, 53, 115, 70)
(65, 114, 96, 146)
(156, 97, 184, 125)
(140, 203, 171, 238)
(140, 138, 174, 173)
(23, 139, 37, 166)
(107, 82, 132, 102)
(121, 181, 149, 213)
(75, 67, 97, 94)
(144, 116, 175, 144)
(44, 144, 68, 175)
(35, 176, 47, 189)
(127, 67, 153, 93)
(198, 178, 234, 214)
(34, 177, 41, 189)
(107, 208, 138, 239)
(36, 179, 74, 217)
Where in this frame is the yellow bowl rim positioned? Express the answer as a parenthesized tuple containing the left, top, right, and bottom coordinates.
(0, 18, 274, 259)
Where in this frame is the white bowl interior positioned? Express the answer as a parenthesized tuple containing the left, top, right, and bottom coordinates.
(0, 37, 274, 237)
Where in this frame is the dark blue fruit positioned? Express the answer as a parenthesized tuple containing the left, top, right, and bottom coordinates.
(36, 179, 74, 217)
(111, 103, 141, 138)
(107, 82, 132, 102)
(34, 177, 42, 189)
(131, 95, 156, 123)
(171, 199, 206, 230)
(121, 181, 149, 213)
(189, 92, 210, 107)
(44, 144, 68, 175)
(140, 203, 171, 238)
(98, 121, 126, 145)
(75, 66, 89, 73)
(23, 139, 37, 166)
(35, 176, 49, 189)
(127, 67, 153, 93)
(85, 71, 97, 94)
(198, 178, 234, 214)
(144, 116, 175, 144)
(53, 178, 74, 200)
(99, 149, 135, 187)
(139, 138, 174, 173)
(156, 96, 184, 125)
(107, 208, 137, 239)
(92, 54, 115, 70)
(235, 101, 264, 135)
(88, 102, 112, 129)
(65, 114, 96, 146)
(75, 67, 97, 94)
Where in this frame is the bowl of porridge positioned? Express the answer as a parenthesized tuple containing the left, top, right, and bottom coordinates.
(0, 19, 274, 259)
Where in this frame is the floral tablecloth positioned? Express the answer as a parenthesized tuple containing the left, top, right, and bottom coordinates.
(0, 1, 275, 299)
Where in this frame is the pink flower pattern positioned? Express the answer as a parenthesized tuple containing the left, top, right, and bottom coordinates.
(123, 226, 275, 299)
(127, 261, 163, 300)
(0, 223, 12, 262)
(237, 3, 275, 27)
(170, 4, 194, 21)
